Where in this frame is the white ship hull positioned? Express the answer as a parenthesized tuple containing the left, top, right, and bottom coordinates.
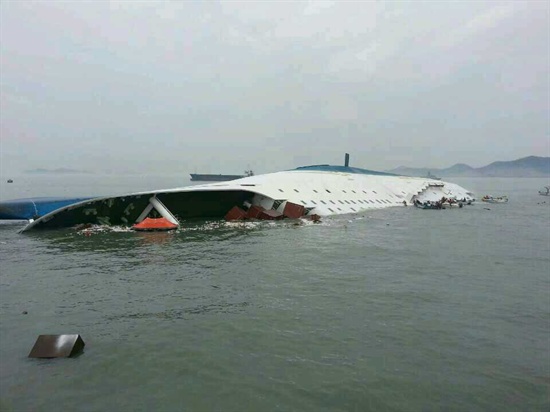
(20, 165, 475, 232)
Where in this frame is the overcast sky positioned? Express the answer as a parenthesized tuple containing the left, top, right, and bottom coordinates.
(1, 1, 548, 174)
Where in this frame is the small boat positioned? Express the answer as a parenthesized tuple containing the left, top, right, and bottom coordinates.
(539, 186, 550, 196)
(481, 195, 508, 203)
(414, 201, 441, 210)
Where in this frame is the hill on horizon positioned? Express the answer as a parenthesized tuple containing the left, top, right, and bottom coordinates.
(388, 156, 550, 178)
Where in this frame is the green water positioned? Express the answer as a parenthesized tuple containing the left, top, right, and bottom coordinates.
(0, 177, 549, 411)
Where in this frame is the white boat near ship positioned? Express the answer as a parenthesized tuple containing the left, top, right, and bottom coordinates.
(19, 155, 475, 232)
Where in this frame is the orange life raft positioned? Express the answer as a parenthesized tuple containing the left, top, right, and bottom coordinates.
(132, 217, 178, 231)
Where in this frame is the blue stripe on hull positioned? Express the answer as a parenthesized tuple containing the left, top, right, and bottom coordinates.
(0, 197, 93, 220)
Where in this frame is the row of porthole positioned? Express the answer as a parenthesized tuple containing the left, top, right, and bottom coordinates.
(297, 199, 399, 209)
(279, 188, 411, 197)
(281, 188, 380, 195)
(299, 199, 395, 206)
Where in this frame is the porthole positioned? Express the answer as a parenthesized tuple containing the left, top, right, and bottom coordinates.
(351, 200, 356, 204)
(278, 189, 284, 193)
(352, 190, 356, 194)
(320, 200, 327, 204)
(342, 190, 347, 193)
(294, 189, 300, 193)
(328, 208, 335, 212)
(337, 207, 342, 211)
(338, 200, 344, 204)
(330, 200, 336, 204)
(372, 190, 377, 194)
(311, 200, 317, 205)
(313, 189, 318, 193)
(326, 189, 331, 193)
(344, 200, 350, 204)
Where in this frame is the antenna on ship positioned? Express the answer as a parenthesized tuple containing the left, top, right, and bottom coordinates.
(344, 153, 350, 167)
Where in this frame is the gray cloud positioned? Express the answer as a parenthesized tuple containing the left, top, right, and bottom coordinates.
(1, 1, 548, 174)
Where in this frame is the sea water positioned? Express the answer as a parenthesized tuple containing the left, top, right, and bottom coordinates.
(0, 175, 549, 411)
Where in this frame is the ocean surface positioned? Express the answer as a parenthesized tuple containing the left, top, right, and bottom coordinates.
(0, 175, 549, 411)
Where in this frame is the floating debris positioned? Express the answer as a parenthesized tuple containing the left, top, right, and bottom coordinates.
(28, 334, 85, 358)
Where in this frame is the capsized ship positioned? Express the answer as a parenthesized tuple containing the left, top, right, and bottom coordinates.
(18, 155, 475, 232)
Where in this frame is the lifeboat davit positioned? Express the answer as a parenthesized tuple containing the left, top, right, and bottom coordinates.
(132, 217, 178, 231)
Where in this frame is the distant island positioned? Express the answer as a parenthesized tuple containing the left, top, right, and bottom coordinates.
(24, 168, 93, 175)
(388, 156, 550, 178)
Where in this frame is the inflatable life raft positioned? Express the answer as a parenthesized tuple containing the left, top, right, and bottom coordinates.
(132, 217, 178, 231)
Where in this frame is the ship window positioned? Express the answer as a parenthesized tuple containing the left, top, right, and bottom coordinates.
(311, 200, 317, 205)
(342, 190, 347, 193)
(337, 207, 342, 211)
(294, 189, 300, 193)
(300, 200, 306, 205)
(338, 200, 344, 204)
(362, 190, 367, 194)
(372, 190, 377, 194)
(376, 200, 382, 204)
(313, 189, 318, 193)
(278, 189, 284, 193)
(369, 200, 375, 204)
(330, 200, 335, 204)
(352, 190, 356, 193)
(328, 208, 335, 213)
(344, 200, 350, 204)
(351, 208, 356, 212)
(320, 200, 327, 204)
(351, 200, 356, 204)
(326, 189, 331, 193)
(401, 191, 406, 194)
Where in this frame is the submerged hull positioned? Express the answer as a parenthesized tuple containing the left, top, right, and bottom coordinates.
(20, 165, 475, 232)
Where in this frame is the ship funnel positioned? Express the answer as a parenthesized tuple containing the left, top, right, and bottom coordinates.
(344, 153, 350, 167)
